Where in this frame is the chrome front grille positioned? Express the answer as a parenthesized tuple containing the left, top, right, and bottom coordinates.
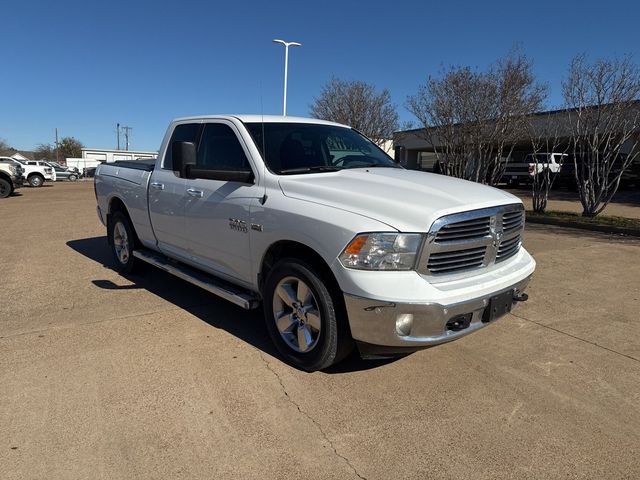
(419, 204, 525, 277)
(496, 234, 521, 262)
(434, 217, 490, 243)
(502, 210, 524, 234)
(427, 245, 487, 274)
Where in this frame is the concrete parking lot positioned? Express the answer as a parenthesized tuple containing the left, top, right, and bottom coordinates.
(1, 182, 639, 479)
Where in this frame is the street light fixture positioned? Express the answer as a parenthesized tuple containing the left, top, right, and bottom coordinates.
(272, 39, 302, 116)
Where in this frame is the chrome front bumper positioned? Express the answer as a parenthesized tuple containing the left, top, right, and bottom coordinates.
(345, 275, 531, 354)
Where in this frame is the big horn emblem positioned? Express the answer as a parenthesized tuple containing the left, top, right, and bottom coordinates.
(490, 216, 503, 248)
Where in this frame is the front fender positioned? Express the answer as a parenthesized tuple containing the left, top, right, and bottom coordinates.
(250, 192, 396, 290)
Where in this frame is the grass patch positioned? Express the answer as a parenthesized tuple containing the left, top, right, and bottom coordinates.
(527, 210, 640, 229)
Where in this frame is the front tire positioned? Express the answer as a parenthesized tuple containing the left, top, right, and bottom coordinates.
(29, 174, 44, 187)
(0, 178, 11, 198)
(108, 211, 139, 273)
(263, 258, 353, 371)
(68, 174, 78, 182)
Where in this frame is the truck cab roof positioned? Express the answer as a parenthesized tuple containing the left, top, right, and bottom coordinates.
(171, 115, 349, 128)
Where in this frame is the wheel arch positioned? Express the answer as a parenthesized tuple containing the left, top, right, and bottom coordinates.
(0, 171, 12, 183)
(258, 240, 342, 299)
(106, 195, 141, 247)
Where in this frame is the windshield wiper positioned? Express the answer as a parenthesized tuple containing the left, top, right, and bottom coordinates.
(279, 165, 344, 174)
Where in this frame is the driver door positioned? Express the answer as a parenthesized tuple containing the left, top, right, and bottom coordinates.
(183, 121, 260, 285)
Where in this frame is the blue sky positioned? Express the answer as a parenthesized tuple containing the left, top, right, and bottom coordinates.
(2, 0, 638, 152)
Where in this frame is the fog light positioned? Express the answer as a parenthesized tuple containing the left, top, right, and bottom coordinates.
(395, 314, 414, 337)
(446, 313, 472, 332)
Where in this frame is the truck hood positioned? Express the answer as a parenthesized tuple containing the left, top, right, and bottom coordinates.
(278, 168, 521, 232)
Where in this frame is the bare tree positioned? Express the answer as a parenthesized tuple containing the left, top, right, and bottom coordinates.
(35, 143, 55, 160)
(0, 138, 13, 154)
(527, 112, 569, 213)
(310, 77, 399, 147)
(563, 54, 640, 217)
(407, 51, 546, 184)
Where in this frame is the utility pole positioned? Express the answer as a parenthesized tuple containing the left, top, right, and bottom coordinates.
(122, 126, 132, 151)
(55, 128, 59, 163)
(116, 123, 120, 150)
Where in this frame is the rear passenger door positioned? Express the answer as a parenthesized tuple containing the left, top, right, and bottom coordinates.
(148, 122, 201, 260)
(184, 121, 259, 285)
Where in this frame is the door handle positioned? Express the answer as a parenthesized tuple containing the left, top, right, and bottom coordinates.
(150, 182, 164, 190)
(187, 188, 203, 198)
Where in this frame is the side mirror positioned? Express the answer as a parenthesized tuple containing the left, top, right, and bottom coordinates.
(172, 141, 196, 178)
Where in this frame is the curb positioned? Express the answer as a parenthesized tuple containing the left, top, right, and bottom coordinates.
(526, 214, 640, 237)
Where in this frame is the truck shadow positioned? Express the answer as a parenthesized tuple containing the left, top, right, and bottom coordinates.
(66, 236, 397, 374)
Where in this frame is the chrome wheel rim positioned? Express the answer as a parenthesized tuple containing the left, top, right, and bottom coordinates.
(113, 221, 130, 264)
(272, 276, 321, 353)
(31, 177, 42, 186)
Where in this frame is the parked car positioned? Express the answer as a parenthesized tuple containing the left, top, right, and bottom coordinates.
(0, 160, 24, 198)
(502, 153, 567, 187)
(46, 161, 81, 175)
(95, 115, 535, 371)
(83, 166, 99, 178)
(0, 157, 55, 187)
(46, 163, 79, 181)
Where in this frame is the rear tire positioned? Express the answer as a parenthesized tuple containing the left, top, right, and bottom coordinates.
(263, 258, 354, 371)
(0, 178, 11, 198)
(108, 211, 140, 274)
(28, 174, 44, 187)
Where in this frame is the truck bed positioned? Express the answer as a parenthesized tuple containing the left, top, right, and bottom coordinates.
(97, 160, 155, 186)
(111, 159, 156, 172)
(95, 160, 156, 248)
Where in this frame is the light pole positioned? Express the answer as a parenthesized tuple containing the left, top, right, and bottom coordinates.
(272, 39, 301, 116)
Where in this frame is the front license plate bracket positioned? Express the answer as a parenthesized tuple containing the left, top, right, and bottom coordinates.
(482, 290, 515, 323)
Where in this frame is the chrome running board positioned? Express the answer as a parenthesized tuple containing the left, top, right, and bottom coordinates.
(133, 249, 260, 310)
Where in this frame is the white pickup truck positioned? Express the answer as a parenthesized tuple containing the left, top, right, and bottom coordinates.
(95, 115, 535, 371)
(0, 157, 55, 187)
(0, 160, 24, 198)
(503, 152, 567, 187)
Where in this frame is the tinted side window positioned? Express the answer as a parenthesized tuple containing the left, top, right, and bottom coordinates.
(164, 123, 200, 170)
(197, 123, 250, 171)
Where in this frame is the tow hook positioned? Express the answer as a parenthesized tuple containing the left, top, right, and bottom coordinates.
(513, 291, 529, 302)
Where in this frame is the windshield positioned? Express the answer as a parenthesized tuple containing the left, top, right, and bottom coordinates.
(244, 122, 398, 174)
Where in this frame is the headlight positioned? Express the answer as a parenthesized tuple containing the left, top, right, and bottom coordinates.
(339, 233, 423, 270)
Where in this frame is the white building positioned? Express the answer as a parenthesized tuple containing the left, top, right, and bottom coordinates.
(81, 148, 157, 163)
(65, 148, 157, 173)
